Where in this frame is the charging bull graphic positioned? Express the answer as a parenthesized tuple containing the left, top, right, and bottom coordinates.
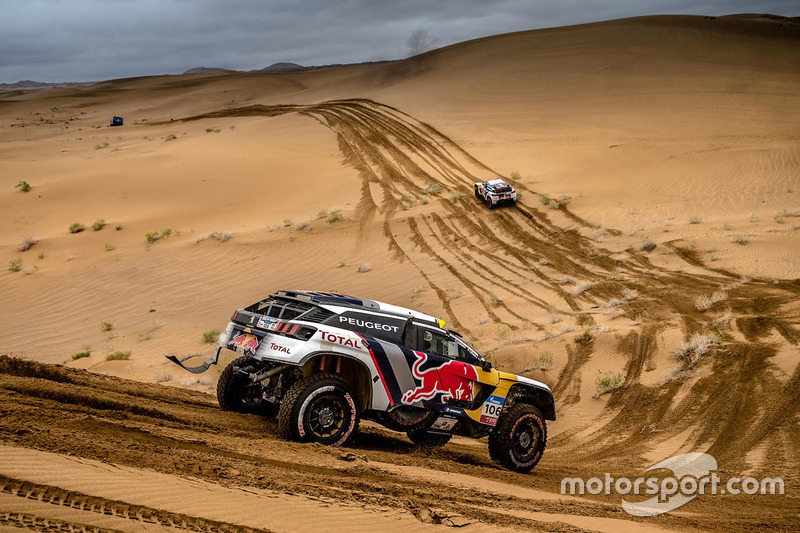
(402, 352, 479, 404)
(228, 332, 260, 355)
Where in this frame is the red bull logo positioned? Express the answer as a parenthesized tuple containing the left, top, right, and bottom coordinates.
(402, 352, 478, 404)
(228, 332, 260, 355)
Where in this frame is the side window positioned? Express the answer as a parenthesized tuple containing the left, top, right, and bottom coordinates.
(419, 328, 458, 359)
(456, 339, 483, 365)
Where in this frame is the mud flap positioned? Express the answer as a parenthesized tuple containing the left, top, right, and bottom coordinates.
(165, 347, 221, 374)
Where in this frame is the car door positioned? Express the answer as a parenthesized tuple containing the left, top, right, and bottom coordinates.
(401, 327, 478, 405)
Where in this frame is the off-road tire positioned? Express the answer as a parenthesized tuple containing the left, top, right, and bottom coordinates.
(217, 356, 279, 417)
(488, 197, 496, 209)
(376, 407, 435, 432)
(278, 373, 359, 447)
(488, 403, 547, 473)
(218, 356, 252, 411)
(407, 428, 452, 448)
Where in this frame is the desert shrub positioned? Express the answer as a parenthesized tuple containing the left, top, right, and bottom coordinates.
(336, 260, 345, 268)
(316, 209, 328, 219)
(153, 371, 173, 383)
(115, 225, 122, 231)
(695, 291, 727, 312)
(92, 219, 106, 231)
(69, 222, 85, 234)
(489, 293, 503, 307)
(749, 214, 760, 223)
(662, 366, 695, 384)
(573, 281, 593, 296)
(72, 346, 91, 360)
(146, 228, 173, 245)
(553, 195, 571, 208)
(595, 372, 623, 396)
(106, 350, 131, 361)
(209, 231, 232, 242)
(601, 297, 625, 309)
(202, 329, 220, 343)
(622, 288, 639, 301)
(640, 238, 656, 252)
(18, 235, 38, 252)
(15, 181, 31, 192)
(165, 133, 177, 141)
(450, 190, 465, 202)
(673, 333, 720, 367)
(510, 170, 521, 181)
(540, 194, 551, 206)
(689, 216, 702, 224)
(574, 330, 593, 343)
(328, 212, 343, 223)
(537, 353, 552, 370)
(8, 258, 22, 272)
(775, 210, 787, 224)
(421, 182, 443, 195)
(283, 219, 292, 227)
(104, 243, 116, 251)
(356, 263, 372, 273)
(101, 321, 113, 331)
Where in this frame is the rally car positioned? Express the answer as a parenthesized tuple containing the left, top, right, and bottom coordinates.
(167, 290, 555, 472)
(474, 178, 517, 208)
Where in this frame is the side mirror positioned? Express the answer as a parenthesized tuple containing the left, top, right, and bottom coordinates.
(480, 360, 492, 371)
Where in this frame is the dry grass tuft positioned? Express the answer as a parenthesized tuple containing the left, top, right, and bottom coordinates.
(18, 235, 38, 252)
(695, 291, 727, 312)
(573, 281, 593, 296)
(595, 372, 623, 397)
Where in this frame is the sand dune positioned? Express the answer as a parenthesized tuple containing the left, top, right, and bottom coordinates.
(1, 14, 799, 531)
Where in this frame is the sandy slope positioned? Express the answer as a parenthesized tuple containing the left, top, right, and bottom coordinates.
(1, 14, 799, 532)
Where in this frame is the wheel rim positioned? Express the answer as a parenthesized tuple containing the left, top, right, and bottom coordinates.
(510, 416, 540, 463)
(307, 394, 346, 438)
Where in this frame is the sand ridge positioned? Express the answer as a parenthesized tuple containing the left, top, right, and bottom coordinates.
(1, 14, 799, 532)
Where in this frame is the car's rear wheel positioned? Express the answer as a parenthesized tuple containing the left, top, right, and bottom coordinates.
(217, 356, 277, 416)
(488, 404, 547, 473)
(278, 373, 359, 447)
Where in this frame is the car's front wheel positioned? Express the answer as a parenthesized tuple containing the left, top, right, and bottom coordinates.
(278, 373, 359, 447)
(488, 404, 547, 473)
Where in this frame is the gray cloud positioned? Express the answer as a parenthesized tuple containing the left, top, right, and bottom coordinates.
(1, 0, 797, 83)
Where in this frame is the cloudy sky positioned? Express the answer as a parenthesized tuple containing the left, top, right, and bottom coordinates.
(2, 0, 797, 84)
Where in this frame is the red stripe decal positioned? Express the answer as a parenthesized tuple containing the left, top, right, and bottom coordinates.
(354, 333, 393, 407)
(288, 325, 299, 335)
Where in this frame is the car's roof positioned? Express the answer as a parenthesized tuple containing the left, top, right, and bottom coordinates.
(486, 179, 511, 187)
(273, 290, 443, 327)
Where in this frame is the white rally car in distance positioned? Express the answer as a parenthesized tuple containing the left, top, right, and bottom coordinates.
(474, 178, 517, 209)
(167, 290, 555, 473)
